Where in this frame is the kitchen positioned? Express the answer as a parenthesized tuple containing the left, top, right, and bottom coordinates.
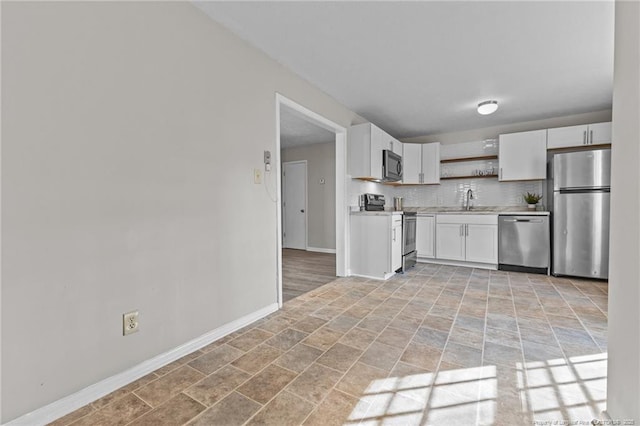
(348, 120, 612, 282)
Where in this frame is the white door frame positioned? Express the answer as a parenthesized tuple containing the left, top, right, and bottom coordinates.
(282, 160, 308, 250)
(275, 93, 348, 308)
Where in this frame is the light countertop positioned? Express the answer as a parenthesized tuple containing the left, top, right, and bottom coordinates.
(350, 206, 550, 216)
(406, 206, 550, 215)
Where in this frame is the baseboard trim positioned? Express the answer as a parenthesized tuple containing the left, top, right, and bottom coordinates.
(417, 258, 498, 270)
(4, 303, 279, 426)
(306, 247, 336, 254)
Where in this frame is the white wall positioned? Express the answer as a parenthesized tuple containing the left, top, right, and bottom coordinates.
(0, 2, 363, 422)
(281, 142, 336, 250)
(606, 0, 640, 421)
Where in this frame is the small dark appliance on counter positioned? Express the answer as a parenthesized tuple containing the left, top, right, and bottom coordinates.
(363, 193, 385, 211)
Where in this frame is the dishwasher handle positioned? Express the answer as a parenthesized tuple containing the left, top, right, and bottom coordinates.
(501, 218, 543, 223)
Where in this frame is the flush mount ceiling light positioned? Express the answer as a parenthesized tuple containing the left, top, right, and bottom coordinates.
(477, 100, 499, 115)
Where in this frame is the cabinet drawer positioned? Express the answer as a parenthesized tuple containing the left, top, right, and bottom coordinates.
(437, 214, 497, 225)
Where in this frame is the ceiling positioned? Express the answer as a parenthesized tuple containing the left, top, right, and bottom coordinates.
(196, 1, 614, 139)
(280, 105, 335, 148)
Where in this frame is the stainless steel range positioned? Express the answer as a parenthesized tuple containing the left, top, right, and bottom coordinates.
(402, 212, 417, 272)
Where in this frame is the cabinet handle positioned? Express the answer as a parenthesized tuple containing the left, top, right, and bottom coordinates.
(583, 130, 587, 145)
(465, 224, 469, 236)
(393, 228, 396, 242)
(590, 130, 593, 144)
(499, 168, 503, 179)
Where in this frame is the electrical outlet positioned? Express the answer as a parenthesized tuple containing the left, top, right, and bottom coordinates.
(123, 311, 139, 335)
(254, 168, 262, 184)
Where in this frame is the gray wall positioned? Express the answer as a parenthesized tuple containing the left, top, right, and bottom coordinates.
(0, 2, 362, 422)
(282, 142, 336, 250)
(607, 0, 640, 421)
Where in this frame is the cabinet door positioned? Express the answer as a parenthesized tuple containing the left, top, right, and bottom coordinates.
(547, 125, 589, 149)
(465, 224, 498, 264)
(421, 142, 440, 184)
(499, 129, 547, 181)
(369, 125, 384, 180)
(402, 143, 422, 184)
(391, 138, 403, 156)
(416, 216, 435, 258)
(436, 224, 465, 261)
(588, 122, 612, 145)
(391, 223, 403, 272)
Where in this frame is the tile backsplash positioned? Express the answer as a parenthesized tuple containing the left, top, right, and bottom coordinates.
(395, 179, 544, 208)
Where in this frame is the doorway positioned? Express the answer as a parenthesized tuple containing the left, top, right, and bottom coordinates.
(275, 94, 347, 306)
(282, 161, 307, 250)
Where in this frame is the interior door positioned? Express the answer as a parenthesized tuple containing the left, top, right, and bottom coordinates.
(283, 161, 307, 249)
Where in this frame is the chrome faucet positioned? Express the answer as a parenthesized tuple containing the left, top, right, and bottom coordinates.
(464, 189, 474, 211)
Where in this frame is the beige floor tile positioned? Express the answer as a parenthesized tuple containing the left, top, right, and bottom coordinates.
(421, 314, 454, 333)
(441, 341, 483, 368)
(227, 329, 274, 352)
(413, 326, 449, 349)
(335, 361, 389, 398)
(359, 341, 404, 372)
(183, 365, 251, 407)
(70, 393, 150, 426)
(247, 391, 314, 425)
(286, 363, 343, 404)
(291, 316, 327, 333)
(316, 343, 363, 372)
(188, 344, 244, 375)
(237, 364, 298, 404)
(303, 390, 360, 426)
(325, 314, 360, 333)
(302, 327, 344, 351)
(375, 326, 414, 348)
(273, 343, 323, 373)
(188, 392, 261, 426)
(134, 365, 205, 407)
(90, 373, 158, 410)
(264, 328, 309, 351)
(257, 316, 298, 333)
(339, 327, 378, 350)
(154, 351, 203, 377)
(400, 342, 442, 371)
(231, 343, 283, 374)
(129, 393, 205, 426)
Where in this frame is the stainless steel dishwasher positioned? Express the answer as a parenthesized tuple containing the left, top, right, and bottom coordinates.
(498, 215, 550, 274)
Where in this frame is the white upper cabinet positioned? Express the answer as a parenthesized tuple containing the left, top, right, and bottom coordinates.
(348, 123, 384, 179)
(499, 129, 547, 181)
(421, 143, 440, 184)
(401, 142, 440, 184)
(382, 131, 403, 156)
(348, 123, 404, 180)
(402, 143, 422, 184)
(547, 122, 612, 149)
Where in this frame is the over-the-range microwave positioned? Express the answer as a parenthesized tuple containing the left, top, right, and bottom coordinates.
(382, 149, 402, 182)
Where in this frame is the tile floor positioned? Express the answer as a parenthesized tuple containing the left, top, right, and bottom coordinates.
(282, 249, 336, 302)
(50, 264, 608, 426)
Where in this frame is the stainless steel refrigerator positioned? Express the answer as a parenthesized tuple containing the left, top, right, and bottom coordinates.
(551, 149, 611, 279)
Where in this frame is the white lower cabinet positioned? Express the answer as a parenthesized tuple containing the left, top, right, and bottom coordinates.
(416, 215, 436, 258)
(465, 224, 498, 264)
(350, 213, 403, 280)
(435, 223, 465, 260)
(436, 215, 498, 265)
